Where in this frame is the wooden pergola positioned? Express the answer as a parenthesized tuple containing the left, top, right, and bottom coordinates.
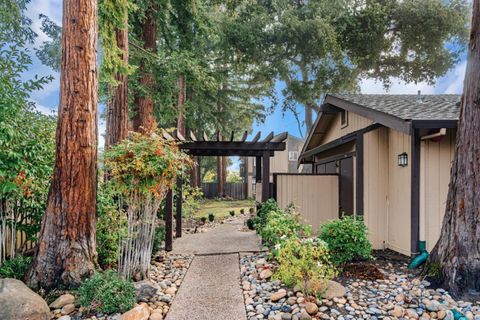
(162, 130, 288, 251)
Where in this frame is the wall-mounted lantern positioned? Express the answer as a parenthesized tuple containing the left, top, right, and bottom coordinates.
(398, 152, 408, 167)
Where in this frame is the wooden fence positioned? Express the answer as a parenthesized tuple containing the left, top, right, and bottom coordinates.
(201, 182, 248, 200)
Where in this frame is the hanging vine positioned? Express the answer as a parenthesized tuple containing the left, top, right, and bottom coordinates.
(99, 0, 136, 85)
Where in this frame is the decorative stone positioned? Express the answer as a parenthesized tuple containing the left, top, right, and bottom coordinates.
(50, 293, 75, 309)
(260, 269, 273, 279)
(120, 304, 151, 320)
(271, 289, 287, 302)
(164, 287, 177, 295)
(134, 280, 160, 302)
(322, 280, 347, 299)
(305, 302, 319, 315)
(61, 303, 76, 315)
(391, 306, 404, 318)
(0, 278, 51, 320)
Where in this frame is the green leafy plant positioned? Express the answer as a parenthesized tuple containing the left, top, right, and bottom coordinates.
(246, 218, 255, 230)
(0, 255, 32, 279)
(319, 216, 372, 266)
(181, 185, 203, 218)
(253, 199, 280, 232)
(260, 208, 311, 249)
(229, 210, 235, 217)
(249, 207, 254, 214)
(208, 213, 215, 222)
(240, 208, 245, 214)
(77, 270, 136, 314)
(200, 217, 207, 224)
(152, 225, 166, 253)
(274, 238, 337, 297)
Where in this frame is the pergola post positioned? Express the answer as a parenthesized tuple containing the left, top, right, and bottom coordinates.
(255, 155, 262, 182)
(165, 188, 173, 251)
(262, 151, 270, 202)
(176, 177, 183, 238)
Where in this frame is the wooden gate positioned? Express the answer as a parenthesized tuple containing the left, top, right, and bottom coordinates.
(273, 173, 339, 233)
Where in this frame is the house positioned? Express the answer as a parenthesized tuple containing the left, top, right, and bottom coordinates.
(241, 135, 308, 198)
(298, 93, 460, 256)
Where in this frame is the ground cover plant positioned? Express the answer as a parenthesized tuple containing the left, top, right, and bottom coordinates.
(0, 255, 32, 279)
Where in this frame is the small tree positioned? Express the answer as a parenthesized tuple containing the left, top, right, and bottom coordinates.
(104, 132, 191, 279)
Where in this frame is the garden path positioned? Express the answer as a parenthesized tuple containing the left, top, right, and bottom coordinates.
(165, 216, 262, 320)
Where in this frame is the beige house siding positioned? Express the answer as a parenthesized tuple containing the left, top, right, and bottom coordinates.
(420, 130, 456, 251)
(322, 112, 373, 144)
(363, 127, 389, 250)
(386, 129, 412, 256)
(276, 175, 339, 233)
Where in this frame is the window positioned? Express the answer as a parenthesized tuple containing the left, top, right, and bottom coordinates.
(341, 110, 348, 128)
(288, 151, 298, 161)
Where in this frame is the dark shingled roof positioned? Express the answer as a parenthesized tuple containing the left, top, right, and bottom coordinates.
(330, 94, 461, 121)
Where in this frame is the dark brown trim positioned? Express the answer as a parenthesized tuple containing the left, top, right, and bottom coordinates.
(410, 128, 421, 256)
(325, 95, 411, 134)
(314, 152, 356, 166)
(255, 156, 262, 182)
(356, 132, 364, 215)
(300, 123, 381, 161)
(261, 151, 270, 202)
(165, 189, 173, 252)
(274, 173, 339, 176)
(175, 177, 183, 238)
(411, 119, 458, 129)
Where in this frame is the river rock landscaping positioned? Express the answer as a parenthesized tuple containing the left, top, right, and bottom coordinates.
(48, 253, 193, 320)
(241, 251, 480, 320)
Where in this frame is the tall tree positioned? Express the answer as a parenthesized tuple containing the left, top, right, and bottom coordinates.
(225, 0, 469, 133)
(429, 1, 480, 299)
(28, 0, 99, 289)
(132, 0, 157, 134)
(100, 0, 132, 148)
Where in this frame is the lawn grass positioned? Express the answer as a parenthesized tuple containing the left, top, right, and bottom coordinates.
(194, 199, 255, 220)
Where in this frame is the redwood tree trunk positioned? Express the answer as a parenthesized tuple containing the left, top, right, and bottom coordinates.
(27, 0, 98, 290)
(105, 23, 129, 149)
(176, 74, 186, 136)
(217, 155, 224, 197)
(133, 3, 157, 134)
(430, 1, 480, 299)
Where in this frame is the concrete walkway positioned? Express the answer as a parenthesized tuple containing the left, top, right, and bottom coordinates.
(165, 217, 262, 320)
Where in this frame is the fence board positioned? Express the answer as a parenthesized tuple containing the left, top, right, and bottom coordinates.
(201, 182, 247, 200)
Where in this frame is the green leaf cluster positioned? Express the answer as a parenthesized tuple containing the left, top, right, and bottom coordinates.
(77, 270, 136, 314)
(319, 216, 373, 266)
(274, 237, 337, 297)
(0, 255, 32, 279)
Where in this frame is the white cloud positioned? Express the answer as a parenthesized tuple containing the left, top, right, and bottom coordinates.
(360, 78, 436, 95)
(26, 0, 62, 47)
(33, 100, 57, 115)
(444, 61, 467, 94)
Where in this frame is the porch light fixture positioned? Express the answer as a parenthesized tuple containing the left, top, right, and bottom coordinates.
(398, 152, 408, 167)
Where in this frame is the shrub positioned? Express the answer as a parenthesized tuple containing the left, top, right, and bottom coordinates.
(319, 216, 372, 266)
(229, 210, 235, 217)
(97, 185, 121, 269)
(246, 218, 255, 230)
(249, 207, 254, 214)
(200, 216, 207, 223)
(0, 255, 32, 279)
(181, 185, 203, 218)
(274, 238, 337, 297)
(208, 213, 215, 222)
(77, 270, 136, 314)
(152, 225, 166, 253)
(253, 199, 280, 232)
(240, 208, 245, 214)
(260, 209, 311, 248)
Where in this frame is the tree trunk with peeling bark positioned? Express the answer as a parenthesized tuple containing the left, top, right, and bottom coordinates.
(27, 0, 98, 290)
(105, 23, 129, 149)
(133, 3, 157, 134)
(429, 0, 480, 299)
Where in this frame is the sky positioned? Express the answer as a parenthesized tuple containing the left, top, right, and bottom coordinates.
(25, 0, 468, 169)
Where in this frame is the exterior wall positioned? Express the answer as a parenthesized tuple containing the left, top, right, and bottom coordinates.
(386, 129, 412, 256)
(322, 112, 373, 144)
(420, 130, 456, 251)
(363, 127, 389, 250)
(276, 174, 339, 233)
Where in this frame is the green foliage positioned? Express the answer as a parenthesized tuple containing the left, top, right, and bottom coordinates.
(152, 225, 165, 253)
(246, 218, 255, 230)
(35, 14, 61, 72)
(208, 213, 215, 222)
(259, 209, 311, 249)
(97, 185, 122, 269)
(319, 216, 372, 266)
(229, 210, 235, 217)
(0, 255, 32, 279)
(252, 199, 280, 232)
(200, 216, 207, 224)
(274, 238, 337, 296)
(104, 131, 192, 197)
(77, 270, 136, 314)
(240, 208, 245, 215)
(181, 184, 203, 218)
